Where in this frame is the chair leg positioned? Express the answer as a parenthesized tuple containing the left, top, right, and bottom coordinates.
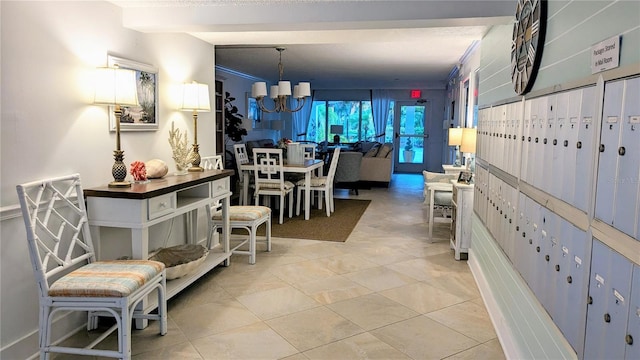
(318, 191, 323, 210)
(279, 194, 284, 224)
(324, 190, 331, 217)
(249, 224, 256, 264)
(288, 192, 294, 219)
(296, 186, 302, 216)
(266, 215, 272, 252)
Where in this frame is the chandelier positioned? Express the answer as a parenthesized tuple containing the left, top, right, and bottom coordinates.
(251, 47, 311, 113)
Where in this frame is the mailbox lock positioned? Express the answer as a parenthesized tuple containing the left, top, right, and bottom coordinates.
(535, 137, 539, 143)
(577, 141, 582, 149)
(553, 139, 557, 145)
(529, 239, 533, 245)
(522, 231, 526, 237)
(626, 335, 634, 345)
(528, 136, 532, 142)
(563, 140, 568, 147)
(522, 136, 525, 141)
(600, 144, 605, 152)
(509, 218, 512, 224)
(618, 146, 626, 156)
(543, 138, 548, 144)
(555, 264, 560, 271)
(545, 254, 550, 261)
(566, 276, 572, 284)
(604, 313, 611, 323)
(536, 246, 541, 252)
(516, 226, 520, 231)
(588, 296, 593, 305)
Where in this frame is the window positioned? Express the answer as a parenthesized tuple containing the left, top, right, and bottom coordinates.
(306, 100, 376, 143)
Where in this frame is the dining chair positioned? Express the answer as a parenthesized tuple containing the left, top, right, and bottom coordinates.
(233, 144, 252, 205)
(296, 147, 340, 217)
(202, 155, 272, 264)
(252, 148, 295, 224)
(423, 171, 457, 242)
(16, 174, 167, 359)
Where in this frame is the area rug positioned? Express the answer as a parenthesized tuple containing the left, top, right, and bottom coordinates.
(256, 198, 371, 242)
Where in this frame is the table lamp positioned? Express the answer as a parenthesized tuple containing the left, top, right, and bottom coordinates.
(94, 66, 139, 188)
(448, 127, 463, 167)
(460, 128, 477, 172)
(180, 81, 211, 172)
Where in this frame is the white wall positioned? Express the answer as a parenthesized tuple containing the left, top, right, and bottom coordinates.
(0, 2, 216, 358)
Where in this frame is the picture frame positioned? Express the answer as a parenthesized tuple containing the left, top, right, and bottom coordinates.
(107, 55, 159, 131)
(246, 92, 262, 128)
(457, 170, 473, 184)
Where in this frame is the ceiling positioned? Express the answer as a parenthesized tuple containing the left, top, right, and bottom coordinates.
(112, 0, 514, 90)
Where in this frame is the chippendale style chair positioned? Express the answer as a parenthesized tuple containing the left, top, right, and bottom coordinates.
(253, 148, 295, 224)
(202, 155, 271, 264)
(16, 173, 167, 359)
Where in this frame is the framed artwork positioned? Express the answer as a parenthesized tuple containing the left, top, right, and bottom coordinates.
(246, 92, 262, 128)
(107, 55, 158, 131)
(457, 171, 473, 184)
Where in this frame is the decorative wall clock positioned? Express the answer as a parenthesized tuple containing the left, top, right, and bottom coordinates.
(511, 0, 547, 95)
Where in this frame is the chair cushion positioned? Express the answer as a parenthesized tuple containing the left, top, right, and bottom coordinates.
(423, 170, 456, 184)
(434, 191, 453, 206)
(49, 260, 165, 298)
(212, 206, 271, 221)
(256, 181, 295, 190)
(376, 143, 393, 158)
(364, 145, 380, 157)
(296, 176, 327, 187)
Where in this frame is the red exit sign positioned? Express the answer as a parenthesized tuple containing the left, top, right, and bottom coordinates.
(410, 89, 421, 99)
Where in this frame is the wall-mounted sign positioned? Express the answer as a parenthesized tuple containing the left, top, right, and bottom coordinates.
(410, 89, 422, 99)
(591, 35, 620, 74)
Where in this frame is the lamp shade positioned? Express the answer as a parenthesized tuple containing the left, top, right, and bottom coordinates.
(180, 81, 211, 112)
(448, 127, 463, 146)
(252, 82, 268, 98)
(460, 128, 477, 153)
(94, 67, 139, 106)
(330, 125, 344, 134)
(278, 81, 292, 96)
(296, 82, 311, 98)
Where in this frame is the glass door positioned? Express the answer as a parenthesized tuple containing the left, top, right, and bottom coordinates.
(394, 101, 428, 173)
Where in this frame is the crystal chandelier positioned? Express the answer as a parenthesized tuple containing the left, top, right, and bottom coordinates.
(251, 47, 311, 113)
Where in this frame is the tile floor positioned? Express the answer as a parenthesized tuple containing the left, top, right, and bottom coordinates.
(59, 173, 505, 359)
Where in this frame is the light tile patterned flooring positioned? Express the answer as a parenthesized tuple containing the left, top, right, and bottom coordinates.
(60, 174, 505, 359)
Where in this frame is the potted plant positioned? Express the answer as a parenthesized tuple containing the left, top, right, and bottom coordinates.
(403, 138, 415, 162)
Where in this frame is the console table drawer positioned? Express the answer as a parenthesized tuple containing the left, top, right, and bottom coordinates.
(212, 178, 230, 195)
(148, 193, 176, 220)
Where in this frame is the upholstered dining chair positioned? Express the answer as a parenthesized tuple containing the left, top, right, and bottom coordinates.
(202, 155, 272, 264)
(423, 170, 457, 241)
(16, 174, 167, 359)
(233, 144, 252, 205)
(296, 147, 341, 217)
(252, 148, 295, 224)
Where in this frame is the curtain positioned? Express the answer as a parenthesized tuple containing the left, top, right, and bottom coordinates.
(292, 90, 314, 141)
(371, 89, 391, 141)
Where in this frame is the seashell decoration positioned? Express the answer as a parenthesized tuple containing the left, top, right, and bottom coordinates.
(145, 159, 168, 179)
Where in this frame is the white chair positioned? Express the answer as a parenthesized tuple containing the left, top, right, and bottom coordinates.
(233, 144, 252, 205)
(16, 174, 167, 359)
(202, 155, 272, 264)
(201, 154, 223, 171)
(423, 171, 457, 242)
(253, 148, 295, 224)
(296, 147, 340, 217)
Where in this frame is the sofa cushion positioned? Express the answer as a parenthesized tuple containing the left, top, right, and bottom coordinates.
(376, 143, 393, 158)
(364, 145, 380, 157)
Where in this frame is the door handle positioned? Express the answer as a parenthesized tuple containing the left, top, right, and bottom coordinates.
(395, 132, 399, 139)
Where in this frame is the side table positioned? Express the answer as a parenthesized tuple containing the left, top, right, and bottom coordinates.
(450, 180, 474, 260)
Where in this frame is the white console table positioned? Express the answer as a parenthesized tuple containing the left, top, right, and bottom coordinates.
(84, 170, 233, 323)
(450, 180, 474, 260)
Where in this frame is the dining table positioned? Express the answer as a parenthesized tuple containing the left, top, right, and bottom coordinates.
(239, 158, 324, 220)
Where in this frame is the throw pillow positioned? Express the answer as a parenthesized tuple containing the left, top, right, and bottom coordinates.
(423, 170, 455, 184)
(364, 145, 380, 157)
(376, 143, 393, 158)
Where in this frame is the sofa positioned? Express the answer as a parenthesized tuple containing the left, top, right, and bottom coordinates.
(359, 142, 394, 186)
